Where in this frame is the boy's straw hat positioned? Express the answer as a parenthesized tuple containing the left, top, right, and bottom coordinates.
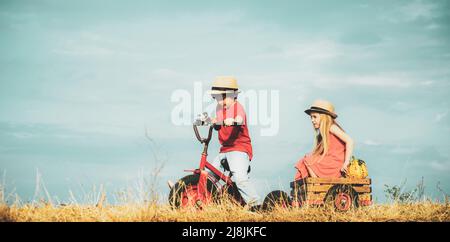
(208, 76, 241, 95)
(304, 99, 338, 119)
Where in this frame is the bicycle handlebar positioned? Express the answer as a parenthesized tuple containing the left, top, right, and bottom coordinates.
(193, 122, 241, 144)
(193, 112, 242, 144)
(193, 124, 214, 144)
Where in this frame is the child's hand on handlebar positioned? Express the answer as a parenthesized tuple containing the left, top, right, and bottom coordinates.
(211, 117, 217, 124)
(340, 162, 349, 174)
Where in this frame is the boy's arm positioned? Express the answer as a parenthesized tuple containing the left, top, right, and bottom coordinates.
(211, 117, 222, 130)
(234, 115, 244, 125)
(230, 104, 246, 126)
(223, 115, 244, 126)
(222, 103, 246, 126)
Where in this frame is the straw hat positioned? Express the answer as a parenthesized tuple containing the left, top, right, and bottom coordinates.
(208, 76, 241, 95)
(304, 99, 338, 119)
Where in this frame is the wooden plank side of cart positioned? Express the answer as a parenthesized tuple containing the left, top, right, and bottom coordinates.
(305, 184, 371, 193)
(290, 177, 371, 188)
(290, 177, 373, 206)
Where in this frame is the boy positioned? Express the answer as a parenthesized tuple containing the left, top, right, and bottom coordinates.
(209, 76, 260, 206)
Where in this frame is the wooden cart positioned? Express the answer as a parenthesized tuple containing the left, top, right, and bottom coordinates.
(290, 177, 372, 211)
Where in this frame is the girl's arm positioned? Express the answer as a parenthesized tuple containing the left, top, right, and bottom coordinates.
(330, 124, 354, 172)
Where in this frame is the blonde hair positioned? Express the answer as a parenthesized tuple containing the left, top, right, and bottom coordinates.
(312, 113, 343, 156)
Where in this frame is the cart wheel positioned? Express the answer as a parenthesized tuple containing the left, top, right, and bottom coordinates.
(291, 187, 306, 206)
(262, 190, 292, 211)
(168, 174, 218, 209)
(325, 185, 359, 212)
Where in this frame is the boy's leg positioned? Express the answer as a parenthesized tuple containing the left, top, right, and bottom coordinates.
(207, 153, 225, 180)
(225, 151, 260, 205)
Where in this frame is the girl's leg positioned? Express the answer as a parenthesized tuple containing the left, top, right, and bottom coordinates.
(306, 165, 318, 178)
(294, 155, 310, 180)
(295, 154, 318, 179)
(225, 151, 260, 205)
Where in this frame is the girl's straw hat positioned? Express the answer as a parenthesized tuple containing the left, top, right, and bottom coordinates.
(304, 99, 338, 119)
(208, 76, 241, 95)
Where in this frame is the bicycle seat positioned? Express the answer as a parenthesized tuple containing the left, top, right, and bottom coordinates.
(220, 158, 251, 174)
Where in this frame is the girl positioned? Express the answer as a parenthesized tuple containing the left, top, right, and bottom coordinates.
(295, 100, 354, 180)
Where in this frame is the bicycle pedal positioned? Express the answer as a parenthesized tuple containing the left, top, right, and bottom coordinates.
(195, 200, 203, 208)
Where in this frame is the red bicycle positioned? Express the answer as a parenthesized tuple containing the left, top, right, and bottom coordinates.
(168, 113, 246, 209)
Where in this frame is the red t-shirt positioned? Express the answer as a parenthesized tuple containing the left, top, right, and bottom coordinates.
(215, 101, 253, 160)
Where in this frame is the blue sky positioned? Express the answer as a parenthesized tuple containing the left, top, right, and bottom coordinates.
(0, 0, 449, 204)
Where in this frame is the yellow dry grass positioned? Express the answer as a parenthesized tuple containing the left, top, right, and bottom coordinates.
(1, 201, 448, 222)
(1, 170, 448, 222)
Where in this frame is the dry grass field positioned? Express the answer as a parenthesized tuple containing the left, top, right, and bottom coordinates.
(1, 172, 448, 222)
(1, 200, 448, 222)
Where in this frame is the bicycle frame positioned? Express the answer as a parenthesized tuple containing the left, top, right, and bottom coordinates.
(192, 124, 235, 202)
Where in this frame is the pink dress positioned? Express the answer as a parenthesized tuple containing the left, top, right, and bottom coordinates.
(294, 133, 346, 180)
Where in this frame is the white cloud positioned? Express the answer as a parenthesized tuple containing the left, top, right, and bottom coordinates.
(434, 110, 448, 123)
(430, 161, 450, 172)
(254, 40, 340, 63)
(307, 72, 419, 89)
(379, 0, 440, 23)
(363, 140, 381, 146)
(419, 80, 434, 86)
(391, 146, 419, 155)
(400, 0, 438, 22)
(389, 101, 414, 112)
(426, 23, 440, 30)
(284, 41, 340, 61)
(11, 132, 34, 139)
(53, 46, 115, 57)
(345, 74, 413, 88)
(51, 31, 146, 58)
(176, 10, 246, 26)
